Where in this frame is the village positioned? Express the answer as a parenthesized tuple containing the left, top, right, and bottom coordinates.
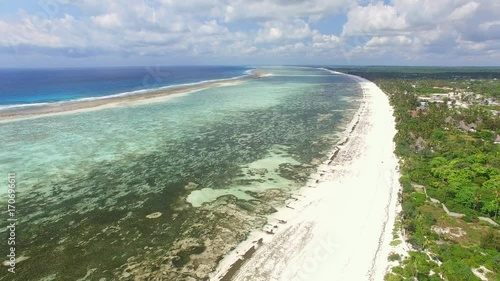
(406, 84, 500, 144)
(415, 86, 498, 110)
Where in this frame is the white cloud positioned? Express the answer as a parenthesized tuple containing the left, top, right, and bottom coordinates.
(389, 0, 479, 30)
(312, 31, 342, 49)
(266, 42, 307, 56)
(448, 2, 480, 21)
(0, 12, 90, 49)
(342, 3, 407, 36)
(198, 20, 227, 35)
(1, 0, 500, 65)
(221, 0, 354, 23)
(256, 20, 312, 43)
(91, 13, 121, 28)
(365, 35, 412, 48)
(339, 0, 500, 64)
(480, 21, 500, 31)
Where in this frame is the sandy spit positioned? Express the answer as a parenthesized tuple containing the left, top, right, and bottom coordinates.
(0, 77, 252, 123)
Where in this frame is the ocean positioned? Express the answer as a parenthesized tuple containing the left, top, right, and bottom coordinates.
(0, 66, 249, 108)
(0, 66, 362, 280)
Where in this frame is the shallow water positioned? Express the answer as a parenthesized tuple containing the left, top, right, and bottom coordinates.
(0, 67, 361, 280)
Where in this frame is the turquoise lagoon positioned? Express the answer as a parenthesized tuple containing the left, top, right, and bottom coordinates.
(0, 67, 362, 280)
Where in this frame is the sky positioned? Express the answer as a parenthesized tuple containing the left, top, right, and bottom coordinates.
(0, 0, 499, 67)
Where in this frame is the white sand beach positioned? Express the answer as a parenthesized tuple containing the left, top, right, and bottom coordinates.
(210, 72, 401, 281)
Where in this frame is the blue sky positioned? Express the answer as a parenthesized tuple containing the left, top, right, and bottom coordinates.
(0, 0, 499, 67)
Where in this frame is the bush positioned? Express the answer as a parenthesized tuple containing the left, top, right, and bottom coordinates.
(422, 211, 437, 226)
(388, 253, 401, 262)
(400, 176, 414, 192)
(392, 266, 404, 275)
(384, 273, 403, 281)
(412, 192, 427, 207)
(442, 260, 481, 281)
(492, 254, 500, 273)
(390, 240, 402, 246)
(408, 235, 425, 250)
(428, 275, 444, 281)
(402, 201, 416, 218)
(462, 213, 475, 223)
(480, 229, 500, 251)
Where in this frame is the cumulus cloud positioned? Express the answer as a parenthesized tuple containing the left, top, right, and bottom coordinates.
(256, 20, 312, 43)
(312, 31, 342, 50)
(392, 0, 467, 26)
(221, 0, 354, 23)
(340, 0, 500, 63)
(365, 36, 412, 48)
(0, 0, 499, 65)
(342, 3, 407, 36)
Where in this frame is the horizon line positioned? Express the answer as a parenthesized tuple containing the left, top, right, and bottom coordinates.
(1, 64, 500, 70)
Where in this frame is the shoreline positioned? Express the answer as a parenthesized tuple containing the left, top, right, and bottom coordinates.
(209, 72, 401, 281)
(0, 74, 263, 123)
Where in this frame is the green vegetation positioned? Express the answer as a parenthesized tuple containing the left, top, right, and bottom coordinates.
(336, 66, 500, 98)
(334, 67, 500, 281)
(378, 80, 499, 221)
(389, 253, 402, 262)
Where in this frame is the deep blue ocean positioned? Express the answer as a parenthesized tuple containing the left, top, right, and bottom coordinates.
(0, 66, 250, 107)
